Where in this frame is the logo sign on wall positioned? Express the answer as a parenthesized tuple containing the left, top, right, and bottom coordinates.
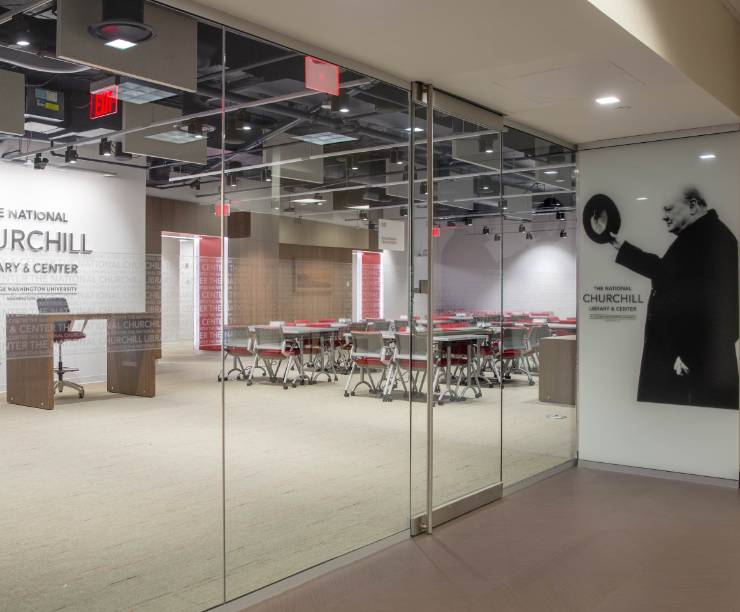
(378, 219, 405, 251)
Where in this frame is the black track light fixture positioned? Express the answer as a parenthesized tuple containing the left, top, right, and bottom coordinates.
(525, 231, 534, 240)
(555, 210, 566, 221)
(390, 148, 404, 166)
(518, 223, 526, 233)
(482, 226, 490, 235)
(560, 229, 568, 238)
(99, 138, 113, 157)
(400, 207, 408, 218)
(331, 93, 351, 113)
(190, 179, 201, 191)
(464, 218, 473, 227)
(494, 233, 501, 241)
(33, 153, 48, 170)
(479, 134, 495, 154)
(64, 146, 78, 164)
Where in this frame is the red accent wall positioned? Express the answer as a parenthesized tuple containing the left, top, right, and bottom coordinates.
(361, 251, 381, 319)
(199, 236, 222, 351)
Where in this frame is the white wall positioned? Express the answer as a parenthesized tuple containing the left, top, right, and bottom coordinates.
(0, 163, 146, 389)
(578, 131, 740, 479)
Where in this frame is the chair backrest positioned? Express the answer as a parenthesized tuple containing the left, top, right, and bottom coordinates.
(368, 320, 391, 331)
(502, 327, 528, 351)
(224, 325, 251, 348)
(396, 332, 428, 362)
(350, 331, 384, 358)
(527, 325, 552, 349)
(348, 322, 368, 332)
(37, 297, 70, 334)
(254, 325, 284, 350)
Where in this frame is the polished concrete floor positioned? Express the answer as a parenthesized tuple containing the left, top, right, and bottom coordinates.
(243, 466, 740, 612)
(0, 345, 575, 612)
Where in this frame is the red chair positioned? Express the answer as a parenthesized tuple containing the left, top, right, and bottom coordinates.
(251, 326, 303, 389)
(37, 297, 86, 399)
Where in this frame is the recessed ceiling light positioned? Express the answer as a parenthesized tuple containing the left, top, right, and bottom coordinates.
(338, 107, 350, 113)
(105, 38, 138, 50)
(16, 39, 31, 47)
(544, 170, 558, 175)
(595, 95, 620, 105)
(636, 196, 648, 201)
(293, 197, 326, 205)
(485, 148, 494, 154)
(699, 153, 716, 160)
(405, 127, 424, 132)
(240, 124, 252, 131)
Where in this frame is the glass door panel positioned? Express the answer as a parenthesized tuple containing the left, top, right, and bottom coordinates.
(221, 28, 412, 599)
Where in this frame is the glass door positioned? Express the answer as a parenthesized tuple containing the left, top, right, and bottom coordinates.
(410, 85, 504, 533)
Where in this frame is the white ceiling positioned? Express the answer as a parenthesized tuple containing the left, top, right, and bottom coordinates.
(181, 0, 739, 145)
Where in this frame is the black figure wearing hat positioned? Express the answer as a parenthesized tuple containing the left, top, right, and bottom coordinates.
(584, 188, 738, 410)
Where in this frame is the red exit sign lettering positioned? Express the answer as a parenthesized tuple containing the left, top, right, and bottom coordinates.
(90, 85, 119, 120)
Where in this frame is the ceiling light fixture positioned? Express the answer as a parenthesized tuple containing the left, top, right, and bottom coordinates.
(400, 207, 408, 218)
(464, 218, 473, 227)
(293, 194, 326, 205)
(636, 196, 648, 201)
(525, 231, 533, 240)
(560, 229, 567, 238)
(482, 226, 490, 235)
(33, 153, 48, 170)
(64, 146, 78, 164)
(16, 38, 31, 47)
(544, 170, 558, 175)
(494, 233, 501, 241)
(349, 157, 359, 171)
(518, 223, 526, 233)
(405, 127, 424, 132)
(595, 95, 620, 105)
(99, 138, 113, 157)
(699, 153, 716, 160)
(89, 0, 155, 50)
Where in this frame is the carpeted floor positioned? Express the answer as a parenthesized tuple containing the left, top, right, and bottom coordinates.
(0, 344, 575, 612)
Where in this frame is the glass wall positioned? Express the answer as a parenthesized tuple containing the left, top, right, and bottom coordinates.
(219, 27, 412, 598)
(0, 2, 577, 610)
(500, 128, 578, 486)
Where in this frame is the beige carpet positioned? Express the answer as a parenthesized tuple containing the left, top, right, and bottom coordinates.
(0, 344, 575, 612)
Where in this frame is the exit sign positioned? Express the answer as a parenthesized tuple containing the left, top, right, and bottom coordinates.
(90, 85, 119, 120)
(305, 56, 339, 96)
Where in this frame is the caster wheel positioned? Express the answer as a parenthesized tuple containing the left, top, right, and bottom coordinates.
(292, 382, 298, 388)
(247, 381, 253, 386)
(300, 380, 306, 386)
(283, 384, 289, 390)
(528, 381, 535, 386)
(333, 376, 338, 382)
(217, 376, 223, 382)
(351, 391, 356, 396)
(488, 383, 495, 388)
(438, 401, 444, 406)
(270, 377, 277, 383)
(344, 391, 349, 397)
(475, 393, 482, 399)
(78, 390, 85, 399)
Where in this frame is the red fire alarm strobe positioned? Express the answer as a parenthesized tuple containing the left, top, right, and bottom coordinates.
(305, 56, 340, 96)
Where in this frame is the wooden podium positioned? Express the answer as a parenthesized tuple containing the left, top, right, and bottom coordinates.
(6, 313, 160, 410)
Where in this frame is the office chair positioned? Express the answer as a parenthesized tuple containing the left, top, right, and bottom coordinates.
(251, 326, 303, 389)
(367, 319, 392, 331)
(37, 297, 86, 399)
(219, 325, 264, 382)
(389, 332, 433, 401)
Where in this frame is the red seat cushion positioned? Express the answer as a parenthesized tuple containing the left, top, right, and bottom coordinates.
(54, 331, 86, 341)
(501, 349, 522, 359)
(398, 359, 427, 370)
(226, 347, 253, 356)
(355, 357, 386, 368)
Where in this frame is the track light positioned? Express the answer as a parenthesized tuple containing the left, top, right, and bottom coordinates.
(331, 93, 351, 113)
(400, 207, 408, 218)
(368, 220, 378, 231)
(99, 138, 113, 157)
(228, 174, 238, 188)
(359, 211, 369, 221)
(479, 134, 495, 154)
(33, 153, 48, 170)
(190, 179, 201, 191)
(464, 218, 473, 227)
(500, 199, 508, 210)
(560, 229, 567, 238)
(390, 149, 404, 165)
(525, 231, 533, 240)
(555, 211, 566, 221)
(482, 226, 490, 235)
(518, 223, 526, 233)
(114, 141, 132, 160)
(349, 157, 359, 171)
(494, 233, 501, 241)
(64, 146, 78, 164)
(263, 168, 272, 182)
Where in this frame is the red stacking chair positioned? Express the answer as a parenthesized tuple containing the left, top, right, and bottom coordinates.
(219, 325, 265, 383)
(251, 326, 303, 389)
(499, 327, 534, 385)
(344, 332, 391, 398)
(37, 297, 86, 399)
